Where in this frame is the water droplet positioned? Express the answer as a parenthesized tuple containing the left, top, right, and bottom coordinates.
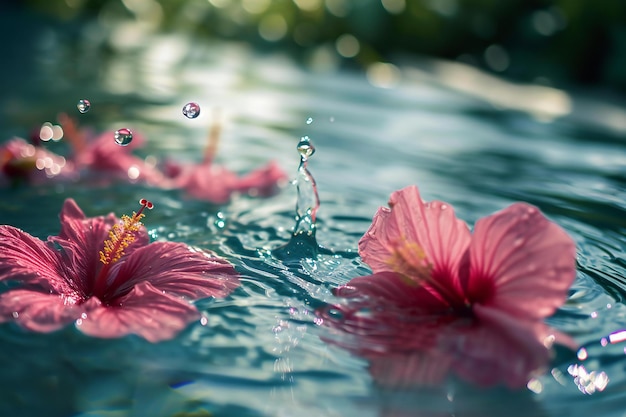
(114, 128, 133, 146)
(182, 102, 201, 119)
(77, 99, 91, 113)
(601, 337, 608, 347)
(577, 347, 588, 360)
(590, 311, 598, 319)
(306, 117, 313, 125)
(297, 136, 315, 160)
(11, 312, 19, 319)
(200, 316, 208, 326)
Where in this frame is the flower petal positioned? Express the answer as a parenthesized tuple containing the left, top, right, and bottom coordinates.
(77, 282, 201, 342)
(0, 225, 66, 290)
(105, 242, 239, 301)
(321, 273, 453, 356)
(358, 186, 471, 298)
(232, 161, 287, 197)
(466, 203, 576, 319)
(0, 289, 94, 333)
(179, 164, 239, 204)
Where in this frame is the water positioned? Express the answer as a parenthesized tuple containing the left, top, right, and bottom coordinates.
(114, 128, 133, 146)
(1, 11, 626, 417)
(182, 102, 201, 119)
(77, 99, 91, 114)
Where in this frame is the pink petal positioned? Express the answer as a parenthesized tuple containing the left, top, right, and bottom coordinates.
(321, 272, 453, 356)
(334, 272, 449, 312)
(358, 186, 471, 298)
(231, 161, 287, 197)
(466, 203, 577, 319)
(179, 164, 239, 204)
(104, 242, 239, 302)
(75, 132, 167, 185)
(0, 226, 66, 291)
(77, 282, 201, 342)
(0, 289, 94, 333)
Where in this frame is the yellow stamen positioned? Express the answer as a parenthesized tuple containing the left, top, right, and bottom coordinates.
(387, 238, 464, 308)
(387, 239, 433, 286)
(99, 199, 153, 266)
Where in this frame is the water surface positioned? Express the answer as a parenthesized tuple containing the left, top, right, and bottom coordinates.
(1, 10, 626, 417)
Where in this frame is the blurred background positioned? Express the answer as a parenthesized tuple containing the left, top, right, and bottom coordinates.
(8, 0, 626, 96)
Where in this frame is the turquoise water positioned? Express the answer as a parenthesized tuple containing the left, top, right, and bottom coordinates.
(2, 8, 626, 417)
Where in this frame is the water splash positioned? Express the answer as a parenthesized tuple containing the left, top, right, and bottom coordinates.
(272, 136, 321, 261)
(294, 136, 319, 236)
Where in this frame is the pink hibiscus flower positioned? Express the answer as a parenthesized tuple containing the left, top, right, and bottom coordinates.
(0, 198, 239, 342)
(0, 137, 77, 186)
(164, 111, 288, 204)
(60, 114, 168, 186)
(320, 185, 577, 388)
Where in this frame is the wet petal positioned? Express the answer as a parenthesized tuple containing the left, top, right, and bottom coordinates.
(232, 161, 287, 197)
(180, 164, 238, 204)
(358, 186, 471, 296)
(0, 289, 93, 333)
(321, 272, 453, 357)
(466, 203, 576, 319)
(0, 226, 65, 290)
(105, 242, 239, 301)
(77, 282, 201, 342)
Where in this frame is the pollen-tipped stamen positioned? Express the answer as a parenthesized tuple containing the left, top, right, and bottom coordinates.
(92, 199, 153, 298)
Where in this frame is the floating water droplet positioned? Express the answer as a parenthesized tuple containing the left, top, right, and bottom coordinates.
(297, 136, 315, 161)
(114, 128, 133, 146)
(77, 99, 91, 113)
(200, 316, 208, 326)
(11, 312, 18, 319)
(182, 102, 201, 119)
(306, 117, 313, 125)
(577, 347, 588, 361)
